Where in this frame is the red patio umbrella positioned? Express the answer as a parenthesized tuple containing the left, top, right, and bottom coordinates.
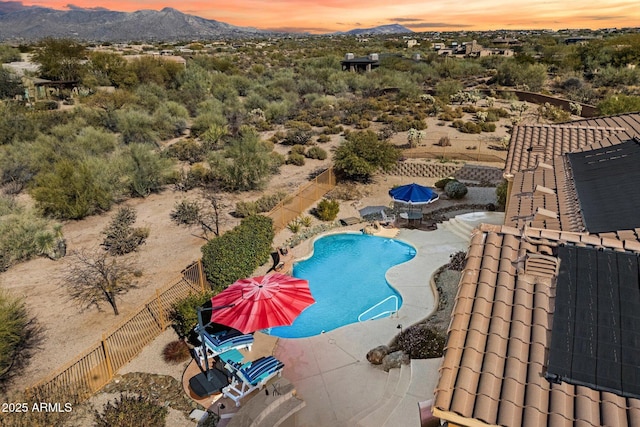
(210, 273, 315, 334)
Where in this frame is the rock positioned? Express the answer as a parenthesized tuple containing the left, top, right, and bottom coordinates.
(382, 350, 410, 372)
(366, 345, 390, 365)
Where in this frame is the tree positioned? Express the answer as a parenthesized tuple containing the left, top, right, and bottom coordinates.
(102, 206, 149, 256)
(31, 159, 112, 220)
(84, 51, 133, 87)
(0, 290, 43, 391)
(209, 128, 273, 191)
(0, 67, 23, 100)
(124, 144, 174, 197)
(333, 130, 400, 182)
(62, 250, 140, 315)
(0, 44, 21, 63)
(32, 38, 86, 81)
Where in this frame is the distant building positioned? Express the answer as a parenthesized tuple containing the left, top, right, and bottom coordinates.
(341, 53, 380, 72)
(406, 39, 418, 48)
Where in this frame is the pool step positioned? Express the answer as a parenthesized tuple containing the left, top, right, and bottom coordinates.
(439, 217, 476, 241)
(382, 359, 442, 427)
(356, 363, 411, 427)
(347, 367, 400, 426)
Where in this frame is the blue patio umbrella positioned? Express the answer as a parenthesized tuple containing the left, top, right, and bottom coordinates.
(389, 183, 439, 205)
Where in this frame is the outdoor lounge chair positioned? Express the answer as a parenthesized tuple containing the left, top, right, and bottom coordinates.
(195, 328, 254, 363)
(380, 210, 396, 225)
(222, 356, 285, 406)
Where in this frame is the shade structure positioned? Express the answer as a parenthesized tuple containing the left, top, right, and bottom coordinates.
(210, 273, 315, 334)
(389, 183, 439, 205)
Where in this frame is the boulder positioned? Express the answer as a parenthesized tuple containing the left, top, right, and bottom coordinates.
(382, 350, 410, 372)
(366, 345, 391, 365)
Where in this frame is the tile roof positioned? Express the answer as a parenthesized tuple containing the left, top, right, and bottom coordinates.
(433, 224, 640, 427)
(504, 124, 628, 176)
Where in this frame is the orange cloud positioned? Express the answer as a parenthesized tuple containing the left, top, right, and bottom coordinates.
(22, 0, 640, 33)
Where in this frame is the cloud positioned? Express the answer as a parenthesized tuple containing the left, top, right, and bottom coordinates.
(581, 15, 620, 21)
(65, 3, 109, 11)
(389, 18, 422, 22)
(409, 22, 473, 28)
(262, 26, 334, 33)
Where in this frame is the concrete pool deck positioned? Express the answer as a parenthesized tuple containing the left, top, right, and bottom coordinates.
(273, 214, 503, 426)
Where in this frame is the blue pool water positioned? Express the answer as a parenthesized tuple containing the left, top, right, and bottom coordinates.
(267, 233, 415, 338)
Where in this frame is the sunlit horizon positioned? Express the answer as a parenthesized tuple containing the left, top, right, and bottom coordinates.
(19, 1, 640, 34)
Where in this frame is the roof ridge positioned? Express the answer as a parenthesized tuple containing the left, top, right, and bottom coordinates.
(515, 123, 628, 131)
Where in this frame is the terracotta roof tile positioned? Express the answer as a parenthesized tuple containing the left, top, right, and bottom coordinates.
(505, 124, 629, 176)
(433, 227, 640, 427)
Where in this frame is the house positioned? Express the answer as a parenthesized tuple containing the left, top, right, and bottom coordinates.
(340, 53, 380, 72)
(430, 112, 640, 426)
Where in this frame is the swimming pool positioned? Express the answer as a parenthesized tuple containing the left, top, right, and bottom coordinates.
(267, 233, 416, 338)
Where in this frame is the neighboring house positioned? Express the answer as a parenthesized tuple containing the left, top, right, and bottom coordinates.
(340, 53, 380, 72)
(433, 40, 513, 58)
(430, 112, 640, 426)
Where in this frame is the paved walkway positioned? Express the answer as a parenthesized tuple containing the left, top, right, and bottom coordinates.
(273, 226, 471, 427)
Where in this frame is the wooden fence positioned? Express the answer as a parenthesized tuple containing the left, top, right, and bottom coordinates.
(24, 261, 206, 404)
(267, 168, 337, 231)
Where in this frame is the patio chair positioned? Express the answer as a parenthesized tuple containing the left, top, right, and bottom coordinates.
(195, 328, 254, 361)
(380, 210, 396, 226)
(222, 356, 285, 406)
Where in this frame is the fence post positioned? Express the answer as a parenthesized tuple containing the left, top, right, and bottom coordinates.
(156, 289, 166, 330)
(197, 259, 205, 292)
(101, 334, 114, 380)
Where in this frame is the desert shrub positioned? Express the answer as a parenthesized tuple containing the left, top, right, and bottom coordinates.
(94, 394, 168, 427)
(454, 121, 482, 134)
(234, 192, 286, 218)
(314, 199, 340, 221)
(170, 200, 201, 225)
(0, 290, 42, 391)
(102, 206, 149, 256)
(165, 139, 204, 163)
(255, 192, 286, 212)
(306, 146, 328, 160)
(317, 134, 331, 143)
(124, 144, 175, 197)
(286, 153, 306, 166)
(537, 102, 571, 123)
(170, 290, 214, 338)
(395, 324, 446, 359)
(333, 130, 400, 182)
(323, 125, 343, 135)
(287, 219, 302, 233)
(234, 201, 258, 218)
(31, 159, 112, 220)
(289, 145, 306, 156)
(447, 251, 467, 271)
(282, 127, 312, 145)
(481, 122, 496, 132)
(162, 340, 191, 364)
(436, 136, 451, 147)
(201, 215, 274, 291)
(435, 176, 457, 189)
(485, 110, 499, 122)
(355, 119, 370, 129)
(33, 100, 59, 111)
(444, 180, 468, 199)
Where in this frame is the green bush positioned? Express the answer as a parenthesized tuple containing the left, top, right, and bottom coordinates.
(434, 177, 457, 189)
(33, 100, 59, 111)
(165, 139, 204, 163)
(201, 215, 274, 291)
(0, 290, 42, 390)
(234, 192, 286, 218)
(481, 122, 496, 132)
(306, 146, 328, 160)
(395, 324, 446, 359)
(234, 201, 258, 218)
(286, 153, 306, 166)
(317, 134, 331, 143)
(170, 200, 201, 225)
(315, 199, 340, 221)
(444, 180, 468, 199)
(102, 206, 149, 256)
(125, 144, 174, 197)
(289, 145, 307, 156)
(170, 290, 215, 338)
(31, 159, 112, 220)
(94, 394, 168, 427)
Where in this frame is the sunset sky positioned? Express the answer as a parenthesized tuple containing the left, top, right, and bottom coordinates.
(22, 0, 640, 34)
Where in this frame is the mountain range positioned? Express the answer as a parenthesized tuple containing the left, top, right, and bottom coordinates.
(0, 3, 263, 41)
(0, 2, 414, 42)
